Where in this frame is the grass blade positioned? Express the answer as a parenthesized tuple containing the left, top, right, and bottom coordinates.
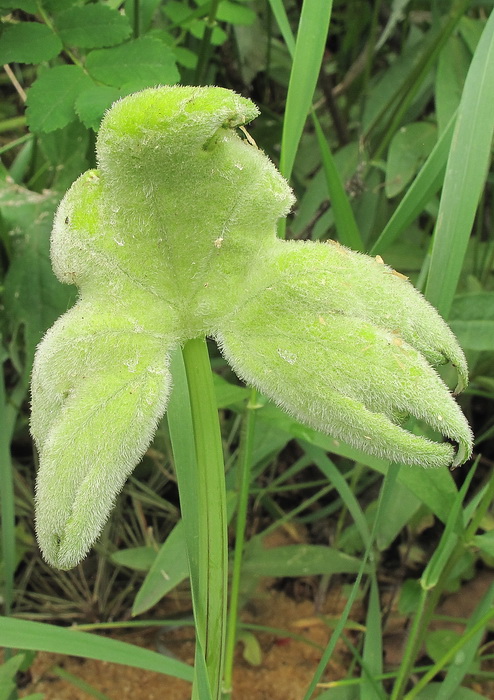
(167, 349, 213, 700)
(0, 616, 193, 681)
(132, 520, 188, 616)
(370, 111, 456, 255)
(279, 0, 333, 182)
(53, 666, 113, 700)
(368, 0, 470, 159)
(169, 339, 227, 700)
(302, 464, 400, 700)
(361, 576, 385, 700)
(312, 113, 364, 250)
(434, 582, 494, 700)
(391, 464, 477, 699)
(425, 8, 494, 316)
(302, 444, 370, 548)
(166, 350, 200, 595)
(266, 0, 295, 55)
(404, 607, 494, 700)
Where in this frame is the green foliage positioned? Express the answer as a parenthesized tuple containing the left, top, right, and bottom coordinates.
(385, 122, 437, 198)
(0, 22, 62, 63)
(1, 1, 494, 698)
(242, 542, 365, 577)
(0, 0, 257, 137)
(0, 181, 75, 366)
(54, 5, 132, 49)
(26, 66, 93, 133)
(110, 545, 158, 571)
(31, 86, 471, 570)
(0, 615, 193, 681)
(85, 37, 179, 88)
(132, 521, 188, 614)
(0, 652, 44, 700)
(450, 293, 494, 351)
(75, 86, 122, 132)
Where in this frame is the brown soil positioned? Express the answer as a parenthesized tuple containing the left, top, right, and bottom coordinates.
(19, 586, 355, 700)
(19, 572, 494, 700)
(15, 523, 494, 700)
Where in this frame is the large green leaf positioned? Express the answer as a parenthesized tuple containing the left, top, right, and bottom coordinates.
(0, 22, 62, 64)
(243, 542, 366, 577)
(75, 85, 122, 131)
(26, 66, 93, 133)
(86, 37, 180, 89)
(54, 4, 132, 49)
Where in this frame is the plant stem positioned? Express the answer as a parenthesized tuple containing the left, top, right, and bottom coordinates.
(389, 586, 430, 700)
(0, 116, 27, 135)
(302, 465, 400, 700)
(404, 608, 494, 700)
(464, 468, 494, 541)
(133, 0, 140, 39)
(222, 388, 258, 698)
(390, 463, 479, 699)
(181, 337, 228, 699)
(390, 535, 471, 700)
(0, 134, 31, 158)
(194, 0, 221, 85)
(35, 1, 83, 69)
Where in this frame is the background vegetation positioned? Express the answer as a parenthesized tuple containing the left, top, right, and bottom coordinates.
(1, 0, 494, 698)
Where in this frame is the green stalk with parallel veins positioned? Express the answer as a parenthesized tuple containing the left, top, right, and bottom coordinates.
(182, 337, 228, 699)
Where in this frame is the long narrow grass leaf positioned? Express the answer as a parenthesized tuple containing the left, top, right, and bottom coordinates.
(53, 666, 113, 700)
(167, 348, 214, 700)
(279, 0, 333, 182)
(266, 0, 295, 55)
(420, 460, 476, 590)
(302, 443, 370, 548)
(425, 8, 494, 316)
(404, 608, 494, 700)
(370, 111, 456, 255)
(368, 0, 470, 158)
(361, 577, 385, 700)
(132, 521, 188, 616)
(0, 616, 193, 681)
(303, 464, 400, 700)
(312, 113, 364, 250)
(435, 582, 494, 699)
(166, 350, 200, 596)
(333, 633, 386, 700)
(181, 338, 227, 699)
